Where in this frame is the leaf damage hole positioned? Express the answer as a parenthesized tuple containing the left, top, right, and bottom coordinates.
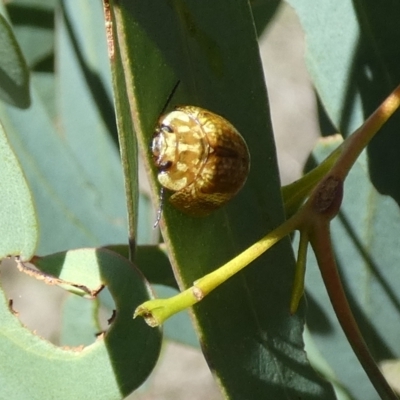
(0, 258, 116, 347)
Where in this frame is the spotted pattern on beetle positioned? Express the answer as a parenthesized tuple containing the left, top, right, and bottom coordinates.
(152, 106, 250, 216)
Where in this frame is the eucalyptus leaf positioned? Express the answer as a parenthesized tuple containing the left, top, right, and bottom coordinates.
(56, 0, 126, 236)
(0, 247, 162, 399)
(0, 1, 128, 254)
(0, 121, 37, 260)
(287, 0, 400, 207)
(6, 0, 55, 69)
(109, 1, 336, 398)
(60, 293, 99, 347)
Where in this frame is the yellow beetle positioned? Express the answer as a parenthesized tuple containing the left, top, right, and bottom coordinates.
(152, 106, 250, 216)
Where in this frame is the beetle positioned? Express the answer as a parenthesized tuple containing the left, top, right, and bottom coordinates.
(152, 106, 250, 217)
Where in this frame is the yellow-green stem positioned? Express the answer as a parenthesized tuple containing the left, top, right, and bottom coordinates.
(332, 84, 400, 179)
(135, 211, 304, 326)
(282, 138, 343, 215)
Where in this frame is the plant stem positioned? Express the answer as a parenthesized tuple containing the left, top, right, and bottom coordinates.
(331, 84, 400, 180)
(310, 223, 398, 400)
(135, 211, 304, 325)
(282, 137, 343, 216)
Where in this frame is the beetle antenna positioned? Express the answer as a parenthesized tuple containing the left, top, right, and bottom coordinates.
(159, 80, 180, 116)
(153, 187, 165, 228)
(152, 80, 180, 228)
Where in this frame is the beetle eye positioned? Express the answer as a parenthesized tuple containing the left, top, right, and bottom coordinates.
(159, 160, 173, 171)
(161, 124, 173, 133)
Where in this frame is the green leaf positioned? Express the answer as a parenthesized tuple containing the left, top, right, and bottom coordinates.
(6, 1, 55, 69)
(305, 136, 400, 399)
(0, 2, 128, 254)
(287, 0, 400, 207)
(0, 248, 161, 399)
(135, 245, 178, 289)
(107, 4, 140, 255)
(60, 293, 99, 347)
(0, 121, 37, 260)
(250, 0, 281, 36)
(31, 72, 56, 118)
(110, 1, 335, 398)
(57, 0, 117, 150)
(0, 86, 128, 254)
(107, 244, 178, 289)
(56, 0, 126, 234)
(138, 192, 159, 245)
(106, 246, 199, 348)
(0, 12, 30, 108)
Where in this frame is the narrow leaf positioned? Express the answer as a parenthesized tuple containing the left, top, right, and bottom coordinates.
(109, 1, 336, 398)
